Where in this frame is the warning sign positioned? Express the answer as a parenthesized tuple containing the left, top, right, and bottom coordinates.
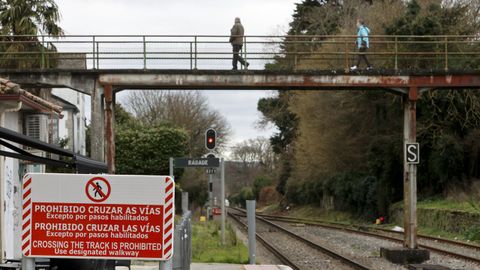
(85, 177, 111, 202)
(21, 173, 175, 260)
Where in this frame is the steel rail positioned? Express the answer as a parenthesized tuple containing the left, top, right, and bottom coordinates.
(228, 208, 371, 270)
(231, 208, 480, 264)
(250, 212, 480, 252)
(227, 211, 302, 270)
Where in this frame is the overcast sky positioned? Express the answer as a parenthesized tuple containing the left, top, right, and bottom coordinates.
(56, 0, 300, 148)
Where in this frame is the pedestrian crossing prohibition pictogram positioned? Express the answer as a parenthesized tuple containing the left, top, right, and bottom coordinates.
(85, 176, 111, 202)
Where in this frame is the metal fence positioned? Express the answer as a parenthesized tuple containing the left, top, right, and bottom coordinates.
(172, 211, 192, 270)
(0, 35, 480, 71)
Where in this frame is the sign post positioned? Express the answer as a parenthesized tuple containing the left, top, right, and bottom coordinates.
(220, 158, 225, 245)
(246, 200, 256, 264)
(161, 158, 175, 270)
(403, 88, 418, 250)
(173, 157, 219, 221)
(22, 173, 175, 261)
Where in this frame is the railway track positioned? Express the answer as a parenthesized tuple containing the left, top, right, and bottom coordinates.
(228, 208, 372, 270)
(232, 207, 480, 265)
(255, 212, 480, 252)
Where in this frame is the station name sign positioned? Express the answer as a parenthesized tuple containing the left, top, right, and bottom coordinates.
(174, 158, 219, 168)
(21, 173, 175, 260)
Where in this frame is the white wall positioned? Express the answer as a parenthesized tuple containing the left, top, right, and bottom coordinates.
(1, 110, 48, 260)
(52, 88, 87, 155)
(2, 112, 22, 260)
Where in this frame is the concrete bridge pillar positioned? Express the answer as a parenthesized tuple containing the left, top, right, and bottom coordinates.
(103, 84, 115, 174)
(90, 82, 104, 162)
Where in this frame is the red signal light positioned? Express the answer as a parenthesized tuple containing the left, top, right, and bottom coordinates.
(205, 129, 216, 150)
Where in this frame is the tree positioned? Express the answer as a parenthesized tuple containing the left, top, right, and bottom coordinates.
(228, 137, 277, 201)
(125, 90, 231, 157)
(261, 0, 480, 216)
(253, 175, 273, 200)
(116, 125, 189, 175)
(257, 91, 298, 195)
(0, 0, 63, 36)
(0, 0, 64, 68)
(231, 137, 275, 171)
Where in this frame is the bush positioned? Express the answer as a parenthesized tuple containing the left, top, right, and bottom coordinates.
(116, 125, 188, 175)
(229, 186, 255, 208)
(324, 172, 379, 218)
(253, 175, 273, 200)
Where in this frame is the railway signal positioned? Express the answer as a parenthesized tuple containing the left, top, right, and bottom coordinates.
(205, 129, 216, 150)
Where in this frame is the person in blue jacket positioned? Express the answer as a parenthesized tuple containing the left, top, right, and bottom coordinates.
(350, 19, 373, 71)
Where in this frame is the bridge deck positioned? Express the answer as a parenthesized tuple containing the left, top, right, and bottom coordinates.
(1, 69, 479, 93)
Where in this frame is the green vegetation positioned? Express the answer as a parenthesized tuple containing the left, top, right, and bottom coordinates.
(263, 203, 480, 244)
(192, 221, 248, 264)
(255, 0, 480, 222)
(0, 0, 64, 69)
(418, 226, 475, 243)
(116, 126, 188, 175)
(230, 187, 255, 208)
(121, 92, 230, 209)
(253, 176, 272, 200)
(389, 198, 480, 243)
(417, 198, 480, 214)
(115, 104, 188, 175)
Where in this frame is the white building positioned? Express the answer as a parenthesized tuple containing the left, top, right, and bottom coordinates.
(0, 87, 61, 260)
(52, 89, 87, 155)
(0, 85, 88, 261)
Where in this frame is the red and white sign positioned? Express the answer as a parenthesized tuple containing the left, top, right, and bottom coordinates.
(21, 173, 175, 260)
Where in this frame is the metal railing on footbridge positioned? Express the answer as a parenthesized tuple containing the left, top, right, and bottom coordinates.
(0, 35, 479, 71)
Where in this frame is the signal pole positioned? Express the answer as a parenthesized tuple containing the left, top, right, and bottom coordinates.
(208, 174, 213, 220)
(205, 129, 216, 221)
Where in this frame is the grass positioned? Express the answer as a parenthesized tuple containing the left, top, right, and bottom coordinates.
(389, 196, 480, 214)
(417, 197, 480, 214)
(389, 197, 480, 242)
(261, 201, 480, 244)
(191, 220, 249, 264)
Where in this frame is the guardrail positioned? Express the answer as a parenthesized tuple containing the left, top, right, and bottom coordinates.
(0, 35, 479, 71)
(172, 211, 192, 270)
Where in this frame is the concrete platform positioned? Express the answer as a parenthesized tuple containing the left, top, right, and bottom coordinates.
(191, 264, 292, 270)
(129, 263, 292, 270)
(191, 263, 243, 270)
(244, 265, 292, 270)
(380, 247, 430, 264)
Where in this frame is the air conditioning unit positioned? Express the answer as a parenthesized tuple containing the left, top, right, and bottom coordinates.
(25, 114, 48, 143)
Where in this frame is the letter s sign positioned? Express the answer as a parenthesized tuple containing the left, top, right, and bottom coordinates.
(405, 143, 420, 164)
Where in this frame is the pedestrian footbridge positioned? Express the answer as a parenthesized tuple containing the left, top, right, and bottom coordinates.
(1, 34, 480, 251)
